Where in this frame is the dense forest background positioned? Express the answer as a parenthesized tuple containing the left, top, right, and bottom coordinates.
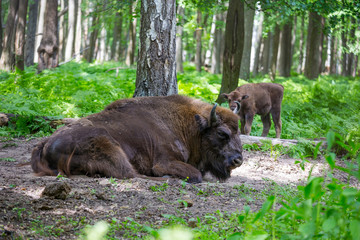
(0, 0, 359, 79)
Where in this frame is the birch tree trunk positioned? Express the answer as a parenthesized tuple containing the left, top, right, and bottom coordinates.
(25, 0, 38, 66)
(65, 0, 75, 61)
(0, 0, 19, 70)
(58, 0, 65, 61)
(304, 11, 323, 79)
(34, 0, 46, 63)
(252, 13, 263, 76)
(195, 10, 202, 72)
(176, 6, 185, 73)
(216, 0, 244, 104)
(74, 0, 82, 61)
(14, 0, 28, 71)
(133, 0, 177, 97)
(37, 0, 58, 72)
(261, 32, 272, 75)
(239, 0, 255, 80)
(211, 13, 224, 74)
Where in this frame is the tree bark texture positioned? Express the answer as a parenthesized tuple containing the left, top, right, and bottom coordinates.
(74, 0, 82, 61)
(37, 0, 59, 72)
(304, 11, 323, 79)
(252, 13, 263, 76)
(176, 6, 185, 73)
(87, 5, 99, 63)
(195, 10, 202, 72)
(58, 0, 66, 62)
(278, 20, 293, 77)
(25, 0, 38, 66)
(239, 0, 255, 80)
(216, 0, 244, 104)
(0, 0, 19, 71)
(347, 17, 356, 76)
(14, 0, 28, 71)
(65, 0, 75, 61)
(297, 15, 305, 73)
(270, 25, 280, 80)
(34, 0, 46, 63)
(133, 0, 178, 97)
(125, 1, 137, 66)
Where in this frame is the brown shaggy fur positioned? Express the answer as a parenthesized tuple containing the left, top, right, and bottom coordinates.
(222, 83, 284, 138)
(31, 95, 243, 183)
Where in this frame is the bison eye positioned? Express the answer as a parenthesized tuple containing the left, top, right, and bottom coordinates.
(217, 130, 230, 140)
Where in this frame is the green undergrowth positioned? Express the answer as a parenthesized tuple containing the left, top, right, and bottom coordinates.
(1, 62, 359, 147)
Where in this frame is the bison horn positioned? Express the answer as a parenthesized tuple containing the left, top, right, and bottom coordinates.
(210, 103, 218, 125)
(233, 101, 241, 114)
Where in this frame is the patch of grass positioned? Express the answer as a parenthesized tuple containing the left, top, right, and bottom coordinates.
(149, 182, 169, 192)
(0, 157, 16, 162)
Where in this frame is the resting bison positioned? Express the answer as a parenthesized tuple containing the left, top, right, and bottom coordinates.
(222, 83, 284, 138)
(31, 95, 243, 183)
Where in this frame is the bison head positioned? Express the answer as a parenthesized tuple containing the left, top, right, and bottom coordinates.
(195, 104, 243, 181)
(221, 92, 249, 114)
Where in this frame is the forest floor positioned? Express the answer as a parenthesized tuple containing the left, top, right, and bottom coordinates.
(0, 137, 358, 239)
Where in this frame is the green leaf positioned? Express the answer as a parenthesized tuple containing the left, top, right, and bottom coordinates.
(247, 231, 269, 240)
(252, 196, 275, 223)
(322, 217, 336, 233)
(326, 131, 336, 151)
(227, 232, 242, 240)
(350, 220, 360, 240)
(299, 222, 316, 238)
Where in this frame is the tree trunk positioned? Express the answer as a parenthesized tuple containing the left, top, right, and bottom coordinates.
(321, 31, 328, 73)
(34, 0, 46, 63)
(133, 0, 177, 97)
(252, 13, 263, 76)
(0, 0, 2, 58)
(216, 0, 244, 104)
(261, 32, 272, 75)
(330, 34, 337, 75)
(270, 25, 280, 80)
(25, 0, 38, 66)
(111, 11, 121, 61)
(74, 0, 82, 61)
(58, 0, 65, 61)
(341, 28, 348, 76)
(297, 15, 305, 73)
(0, 0, 19, 71)
(347, 17, 356, 76)
(87, 7, 99, 63)
(125, 1, 137, 66)
(97, 26, 106, 62)
(211, 13, 224, 74)
(278, 19, 293, 77)
(64, 0, 75, 61)
(176, 6, 185, 73)
(239, 0, 255, 80)
(37, 0, 58, 72)
(195, 10, 202, 72)
(204, 13, 215, 67)
(304, 11, 323, 79)
(14, 0, 28, 71)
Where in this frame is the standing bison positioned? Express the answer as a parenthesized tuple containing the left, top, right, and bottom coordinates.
(222, 83, 284, 138)
(31, 95, 243, 183)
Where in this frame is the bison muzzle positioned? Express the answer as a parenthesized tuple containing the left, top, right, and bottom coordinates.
(31, 95, 243, 183)
(222, 83, 284, 138)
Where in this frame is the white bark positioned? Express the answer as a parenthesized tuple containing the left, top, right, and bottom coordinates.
(34, 0, 46, 63)
(74, 0, 82, 61)
(65, 0, 75, 61)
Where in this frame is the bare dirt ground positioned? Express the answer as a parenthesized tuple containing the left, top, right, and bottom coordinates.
(0, 137, 358, 239)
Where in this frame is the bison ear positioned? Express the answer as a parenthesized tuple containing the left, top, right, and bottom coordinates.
(221, 93, 229, 100)
(195, 114, 208, 132)
(242, 95, 249, 100)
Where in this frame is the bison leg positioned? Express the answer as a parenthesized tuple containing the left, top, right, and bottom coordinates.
(261, 113, 271, 137)
(244, 114, 254, 135)
(152, 161, 203, 183)
(240, 116, 246, 134)
(271, 110, 282, 138)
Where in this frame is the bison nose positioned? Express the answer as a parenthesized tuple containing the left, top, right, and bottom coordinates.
(228, 153, 243, 169)
(230, 105, 236, 111)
